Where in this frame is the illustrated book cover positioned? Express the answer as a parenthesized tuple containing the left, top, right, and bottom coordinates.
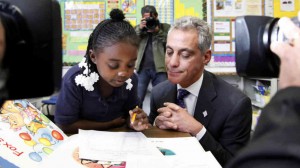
(0, 99, 68, 168)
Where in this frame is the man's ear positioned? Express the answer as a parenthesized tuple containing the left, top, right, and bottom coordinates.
(203, 49, 212, 65)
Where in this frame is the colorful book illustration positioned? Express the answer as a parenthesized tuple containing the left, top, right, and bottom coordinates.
(72, 147, 126, 168)
(39, 134, 128, 168)
(0, 99, 68, 168)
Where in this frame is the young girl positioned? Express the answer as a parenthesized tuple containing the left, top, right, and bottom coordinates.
(55, 9, 150, 134)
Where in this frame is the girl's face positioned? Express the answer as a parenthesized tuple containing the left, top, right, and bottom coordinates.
(90, 42, 137, 87)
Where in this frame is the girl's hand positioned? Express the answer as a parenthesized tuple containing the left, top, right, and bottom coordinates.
(129, 107, 151, 131)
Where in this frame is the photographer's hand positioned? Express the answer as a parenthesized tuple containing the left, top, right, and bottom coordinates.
(271, 11, 300, 89)
(139, 17, 147, 30)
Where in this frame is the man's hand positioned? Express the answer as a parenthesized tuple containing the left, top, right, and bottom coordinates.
(155, 104, 177, 129)
(271, 11, 300, 89)
(155, 102, 203, 135)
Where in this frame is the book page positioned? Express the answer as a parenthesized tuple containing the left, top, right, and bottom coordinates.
(78, 130, 161, 161)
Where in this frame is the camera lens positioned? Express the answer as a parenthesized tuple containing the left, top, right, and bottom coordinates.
(263, 18, 280, 51)
(145, 17, 157, 30)
(262, 17, 300, 74)
(235, 16, 280, 78)
(264, 17, 300, 49)
(269, 17, 300, 44)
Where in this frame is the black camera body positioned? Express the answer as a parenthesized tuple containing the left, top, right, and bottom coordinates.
(235, 15, 299, 78)
(143, 12, 159, 31)
(145, 16, 159, 30)
(235, 15, 280, 78)
(0, 0, 62, 103)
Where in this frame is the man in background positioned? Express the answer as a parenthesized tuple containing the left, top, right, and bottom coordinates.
(135, 5, 170, 107)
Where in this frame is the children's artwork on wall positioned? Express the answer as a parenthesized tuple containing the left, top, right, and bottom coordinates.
(280, 0, 295, 11)
(174, 0, 203, 20)
(0, 100, 68, 168)
(126, 17, 137, 27)
(107, 0, 119, 12)
(64, 1, 106, 31)
(274, 0, 300, 17)
(121, 0, 136, 14)
(145, 0, 174, 25)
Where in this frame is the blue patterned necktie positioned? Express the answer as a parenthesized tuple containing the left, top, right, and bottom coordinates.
(176, 89, 190, 108)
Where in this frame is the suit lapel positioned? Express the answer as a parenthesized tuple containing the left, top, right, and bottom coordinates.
(194, 71, 217, 127)
(160, 81, 177, 107)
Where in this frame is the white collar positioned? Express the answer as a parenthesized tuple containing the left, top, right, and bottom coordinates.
(177, 73, 204, 97)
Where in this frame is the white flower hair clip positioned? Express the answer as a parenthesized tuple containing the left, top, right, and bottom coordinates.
(75, 57, 99, 91)
(125, 78, 133, 91)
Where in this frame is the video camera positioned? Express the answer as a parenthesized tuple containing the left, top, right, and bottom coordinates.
(0, 0, 62, 104)
(235, 15, 299, 78)
(144, 12, 159, 30)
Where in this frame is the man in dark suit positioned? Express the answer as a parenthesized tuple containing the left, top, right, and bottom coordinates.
(226, 12, 300, 168)
(149, 16, 252, 167)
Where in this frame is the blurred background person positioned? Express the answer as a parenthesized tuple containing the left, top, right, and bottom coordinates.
(135, 5, 170, 108)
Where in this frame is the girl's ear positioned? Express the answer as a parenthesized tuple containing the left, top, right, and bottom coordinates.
(89, 49, 96, 63)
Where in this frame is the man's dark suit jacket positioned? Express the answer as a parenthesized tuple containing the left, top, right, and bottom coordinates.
(149, 70, 252, 166)
(226, 87, 300, 168)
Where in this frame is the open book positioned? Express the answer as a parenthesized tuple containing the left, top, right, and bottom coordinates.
(0, 99, 68, 168)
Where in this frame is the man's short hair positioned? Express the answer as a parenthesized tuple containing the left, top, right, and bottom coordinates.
(141, 5, 158, 16)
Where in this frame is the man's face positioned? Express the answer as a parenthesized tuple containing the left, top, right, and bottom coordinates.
(142, 12, 157, 20)
(165, 29, 211, 88)
(0, 21, 5, 64)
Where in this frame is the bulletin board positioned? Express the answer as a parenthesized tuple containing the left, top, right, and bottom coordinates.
(207, 0, 266, 67)
(58, 0, 205, 65)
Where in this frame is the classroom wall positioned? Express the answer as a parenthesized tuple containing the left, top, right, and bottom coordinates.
(58, 0, 204, 65)
(58, 0, 300, 67)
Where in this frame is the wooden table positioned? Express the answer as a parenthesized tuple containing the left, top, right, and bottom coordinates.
(109, 126, 191, 138)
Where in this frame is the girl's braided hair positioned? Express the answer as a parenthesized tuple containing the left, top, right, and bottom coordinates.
(84, 8, 139, 74)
